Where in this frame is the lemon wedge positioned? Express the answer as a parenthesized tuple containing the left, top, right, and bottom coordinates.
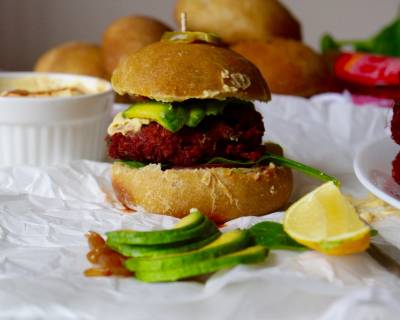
(283, 182, 370, 255)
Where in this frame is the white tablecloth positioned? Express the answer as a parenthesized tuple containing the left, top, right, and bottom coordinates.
(0, 94, 399, 320)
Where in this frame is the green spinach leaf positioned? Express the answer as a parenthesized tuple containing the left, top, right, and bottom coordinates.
(321, 18, 400, 56)
(207, 153, 340, 186)
(119, 160, 147, 169)
(249, 221, 307, 251)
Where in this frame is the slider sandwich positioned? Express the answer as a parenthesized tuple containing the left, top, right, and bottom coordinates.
(107, 31, 336, 222)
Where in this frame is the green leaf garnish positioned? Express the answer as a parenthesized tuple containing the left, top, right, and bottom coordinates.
(370, 229, 379, 237)
(118, 151, 340, 187)
(249, 221, 307, 251)
(119, 160, 170, 170)
(207, 152, 340, 186)
(320, 18, 400, 56)
(119, 160, 147, 169)
(320, 33, 341, 53)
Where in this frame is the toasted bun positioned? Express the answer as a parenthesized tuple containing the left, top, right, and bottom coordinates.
(231, 39, 331, 97)
(111, 42, 270, 102)
(102, 16, 171, 77)
(111, 162, 293, 223)
(174, 0, 301, 44)
(34, 42, 106, 79)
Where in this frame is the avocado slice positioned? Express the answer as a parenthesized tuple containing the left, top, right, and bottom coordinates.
(134, 245, 268, 282)
(122, 101, 189, 133)
(173, 209, 204, 229)
(125, 229, 251, 272)
(184, 100, 225, 127)
(122, 100, 227, 132)
(161, 31, 223, 46)
(186, 106, 206, 128)
(106, 210, 217, 245)
(205, 101, 225, 116)
(108, 231, 220, 258)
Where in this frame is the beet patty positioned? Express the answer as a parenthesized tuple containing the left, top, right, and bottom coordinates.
(108, 104, 266, 166)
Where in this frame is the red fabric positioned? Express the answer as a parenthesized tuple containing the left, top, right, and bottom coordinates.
(334, 52, 400, 86)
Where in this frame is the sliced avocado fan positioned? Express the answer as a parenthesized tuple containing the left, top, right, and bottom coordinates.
(133, 245, 268, 282)
(125, 229, 251, 271)
(122, 100, 227, 132)
(108, 229, 220, 258)
(106, 209, 217, 245)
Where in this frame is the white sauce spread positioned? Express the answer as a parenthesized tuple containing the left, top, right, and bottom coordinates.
(107, 112, 150, 136)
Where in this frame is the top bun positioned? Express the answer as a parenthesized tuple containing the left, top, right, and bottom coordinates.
(111, 41, 270, 102)
(174, 0, 301, 44)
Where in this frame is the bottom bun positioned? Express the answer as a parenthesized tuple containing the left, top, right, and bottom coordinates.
(111, 162, 293, 223)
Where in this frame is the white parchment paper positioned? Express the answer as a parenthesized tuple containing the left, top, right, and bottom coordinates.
(0, 94, 399, 320)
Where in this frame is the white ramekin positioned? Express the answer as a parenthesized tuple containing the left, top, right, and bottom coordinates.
(0, 72, 114, 167)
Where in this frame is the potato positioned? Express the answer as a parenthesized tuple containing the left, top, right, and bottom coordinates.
(174, 0, 301, 44)
(34, 42, 106, 79)
(102, 16, 171, 77)
(231, 39, 332, 97)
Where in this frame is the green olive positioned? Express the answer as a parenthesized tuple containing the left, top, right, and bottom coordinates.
(161, 31, 223, 46)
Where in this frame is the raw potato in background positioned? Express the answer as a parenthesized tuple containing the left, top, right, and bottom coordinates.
(231, 39, 332, 97)
(174, 0, 301, 44)
(34, 42, 106, 79)
(102, 16, 171, 77)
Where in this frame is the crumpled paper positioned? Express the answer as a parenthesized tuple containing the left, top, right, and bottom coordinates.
(0, 94, 399, 320)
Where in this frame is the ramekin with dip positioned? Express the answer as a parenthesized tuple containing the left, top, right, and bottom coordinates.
(0, 72, 113, 167)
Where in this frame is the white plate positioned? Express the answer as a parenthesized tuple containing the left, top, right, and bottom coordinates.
(354, 135, 400, 208)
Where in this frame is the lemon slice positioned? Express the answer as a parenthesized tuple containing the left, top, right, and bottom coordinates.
(283, 182, 370, 255)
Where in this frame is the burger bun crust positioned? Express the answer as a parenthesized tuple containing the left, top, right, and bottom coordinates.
(111, 42, 270, 102)
(112, 162, 293, 223)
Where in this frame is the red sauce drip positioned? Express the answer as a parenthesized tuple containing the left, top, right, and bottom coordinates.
(120, 205, 135, 214)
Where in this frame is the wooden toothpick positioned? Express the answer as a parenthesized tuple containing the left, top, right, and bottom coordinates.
(180, 12, 187, 32)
